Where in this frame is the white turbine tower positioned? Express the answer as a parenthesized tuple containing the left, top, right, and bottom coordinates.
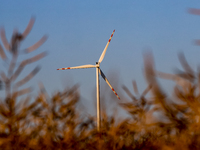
(57, 30, 120, 131)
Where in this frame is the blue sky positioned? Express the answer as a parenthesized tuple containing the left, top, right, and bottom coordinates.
(1, 1, 200, 114)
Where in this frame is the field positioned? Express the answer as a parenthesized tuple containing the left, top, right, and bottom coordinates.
(1, 17, 200, 150)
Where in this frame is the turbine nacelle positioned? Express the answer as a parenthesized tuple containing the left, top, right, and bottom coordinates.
(96, 62, 100, 67)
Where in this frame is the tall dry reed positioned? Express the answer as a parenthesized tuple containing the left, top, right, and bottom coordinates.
(1, 17, 200, 150)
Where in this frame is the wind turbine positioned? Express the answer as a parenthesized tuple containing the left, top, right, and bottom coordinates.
(57, 30, 120, 131)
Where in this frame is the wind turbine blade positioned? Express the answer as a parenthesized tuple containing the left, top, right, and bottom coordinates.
(57, 64, 96, 70)
(98, 30, 115, 63)
(99, 69, 120, 100)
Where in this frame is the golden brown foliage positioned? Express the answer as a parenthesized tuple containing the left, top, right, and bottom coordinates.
(0, 51, 199, 149)
(1, 17, 200, 149)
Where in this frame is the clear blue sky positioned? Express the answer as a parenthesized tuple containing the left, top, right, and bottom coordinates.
(1, 1, 200, 114)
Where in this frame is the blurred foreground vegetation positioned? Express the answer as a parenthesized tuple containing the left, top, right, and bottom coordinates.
(1, 17, 200, 149)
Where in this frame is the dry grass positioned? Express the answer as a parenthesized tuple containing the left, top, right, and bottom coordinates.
(1, 18, 200, 149)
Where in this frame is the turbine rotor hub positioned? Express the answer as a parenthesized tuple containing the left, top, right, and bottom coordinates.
(96, 62, 100, 67)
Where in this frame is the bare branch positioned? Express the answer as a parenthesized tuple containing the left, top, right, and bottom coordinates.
(0, 71, 8, 82)
(178, 52, 194, 79)
(143, 52, 165, 99)
(0, 27, 10, 51)
(22, 17, 35, 39)
(24, 35, 48, 53)
(122, 85, 137, 101)
(188, 8, 200, 15)
(14, 66, 41, 88)
(0, 44, 7, 60)
(132, 80, 139, 96)
(141, 84, 152, 97)
(194, 39, 200, 45)
(13, 87, 32, 97)
(11, 52, 47, 81)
